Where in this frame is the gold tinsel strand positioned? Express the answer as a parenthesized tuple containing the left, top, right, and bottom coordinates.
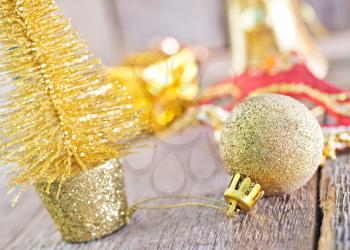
(0, 0, 145, 193)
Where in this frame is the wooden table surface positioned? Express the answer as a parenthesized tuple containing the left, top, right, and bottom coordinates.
(2, 34, 350, 250)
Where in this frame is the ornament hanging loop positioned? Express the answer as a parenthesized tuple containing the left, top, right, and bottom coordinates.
(128, 195, 230, 220)
(224, 174, 264, 218)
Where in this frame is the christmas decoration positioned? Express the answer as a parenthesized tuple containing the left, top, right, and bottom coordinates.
(200, 61, 350, 127)
(0, 0, 144, 242)
(220, 94, 323, 200)
(0, 0, 341, 243)
(226, 0, 328, 79)
(140, 94, 324, 218)
(192, 104, 350, 167)
(36, 159, 127, 243)
(126, 94, 338, 219)
(224, 173, 263, 217)
(108, 46, 199, 133)
(322, 126, 350, 162)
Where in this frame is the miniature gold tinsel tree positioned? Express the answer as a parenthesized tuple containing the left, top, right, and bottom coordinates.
(0, 0, 144, 195)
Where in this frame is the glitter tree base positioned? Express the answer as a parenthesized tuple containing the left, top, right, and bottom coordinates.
(35, 159, 128, 243)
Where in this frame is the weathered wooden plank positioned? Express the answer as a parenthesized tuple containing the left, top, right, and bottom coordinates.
(316, 41, 350, 250)
(319, 154, 350, 250)
(2, 127, 318, 250)
(0, 180, 42, 248)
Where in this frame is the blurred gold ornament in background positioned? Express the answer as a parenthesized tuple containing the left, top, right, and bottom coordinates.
(323, 127, 350, 163)
(108, 43, 199, 133)
(227, 0, 328, 78)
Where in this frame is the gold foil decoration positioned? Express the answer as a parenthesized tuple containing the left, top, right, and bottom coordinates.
(108, 48, 199, 132)
(148, 105, 229, 139)
(227, 0, 328, 78)
(36, 159, 128, 243)
(322, 127, 350, 163)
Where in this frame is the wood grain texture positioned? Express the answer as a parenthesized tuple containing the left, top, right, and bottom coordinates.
(1, 127, 319, 250)
(319, 155, 350, 250)
(317, 55, 350, 250)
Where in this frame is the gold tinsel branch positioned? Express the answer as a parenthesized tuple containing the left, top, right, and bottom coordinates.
(0, 0, 145, 194)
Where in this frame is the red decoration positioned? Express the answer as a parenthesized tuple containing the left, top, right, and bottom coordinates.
(200, 64, 350, 127)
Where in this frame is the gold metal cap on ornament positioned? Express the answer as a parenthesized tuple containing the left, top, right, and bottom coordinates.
(224, 173, 264, 217)
(35, 159, 128, 243)
(227, 0, 328, 78)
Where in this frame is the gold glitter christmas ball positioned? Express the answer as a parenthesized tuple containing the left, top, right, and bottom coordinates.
(220, 94, 324, 195)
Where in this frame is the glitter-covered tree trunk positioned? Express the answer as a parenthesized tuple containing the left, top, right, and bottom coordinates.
(0, 0, 145, 242)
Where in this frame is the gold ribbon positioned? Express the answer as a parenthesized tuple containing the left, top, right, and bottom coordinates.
(108, 49, 199, 133)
